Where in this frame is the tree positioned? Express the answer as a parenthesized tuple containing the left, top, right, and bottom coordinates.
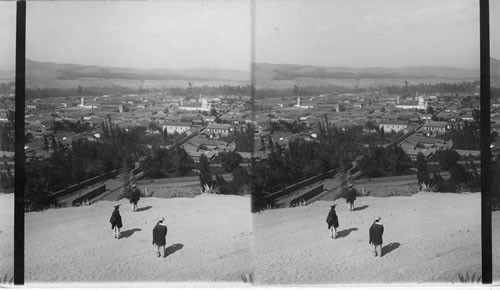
(436, 149, 459, 170)
(232, 166, 249, 187)
(416, 152, 430, 185)
(162, 128, 169, 146)
(199, 154, 212, 188)
(379, 128, 386, 141)
(0, 110, 14, 151)
(219, 152, 243, 172)
(43, 135, 49, 150)
(148, 122, 160, 134)
(174, 146, 193, 176)
(365, 121, 379, 132)
(210, 108, 218, 117)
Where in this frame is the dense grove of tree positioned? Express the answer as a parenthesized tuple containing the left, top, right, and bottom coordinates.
(268, 120, 309, 134)
(139, 130, 187, 148)
(417, 150, 481, 193)
(25, 117, 146, 210)
(52, 119, 92, 134)
(198, 153, 249, 196)
(384, 81, 479, 95)
(141, 145, 194, 179)
(221, 123, 255, 153)
(444, 122, 481, 150)
(216, 152, 243, 172)
(357, 143, 412, 178)
(169, 85, 251, 97)
(26, 86, 140, 99)
(251, 122, 366, 211)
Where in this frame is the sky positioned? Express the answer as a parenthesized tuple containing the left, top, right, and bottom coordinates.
(25, 0, 251, 72)
(255, 0, 480, 69)
(491, 0, 500, 60)
(0, 1, 16, 71)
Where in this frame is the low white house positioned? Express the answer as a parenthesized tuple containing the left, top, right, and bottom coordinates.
(205, 123, 232, 136)
(163, 122, 192, 134)
(379, 120, 408, 133)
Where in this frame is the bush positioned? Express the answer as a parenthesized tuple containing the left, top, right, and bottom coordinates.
(436, 149, 460, 170)
(218, 152, 243, 172)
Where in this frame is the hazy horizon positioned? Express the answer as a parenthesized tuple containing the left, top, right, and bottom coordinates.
(255, 0, 480, 70)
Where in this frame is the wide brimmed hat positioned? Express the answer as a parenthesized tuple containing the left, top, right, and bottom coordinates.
(158, 217, 165, 222)
(374, 216, 381, 221)
(114, 205, 120, 208)
(330, 204, 337, 208)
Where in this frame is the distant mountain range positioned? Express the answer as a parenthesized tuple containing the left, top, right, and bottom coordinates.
(25, 59, 250, 88)
(255, 59, 499, 88)
(255, 62, 478, 80)
(0, 58, 498, 88)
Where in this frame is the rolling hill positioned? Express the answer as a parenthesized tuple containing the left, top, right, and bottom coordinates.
(25, 59, 250, 88)
(2, 58, 498, 89)
(253, 62, 482, 89)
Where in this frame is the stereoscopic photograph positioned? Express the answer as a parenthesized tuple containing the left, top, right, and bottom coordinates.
(251, 0, 483, 284)
(0, 0, 15, 285)
(23, 0, 253, 284)
(0, 0, 497, 287)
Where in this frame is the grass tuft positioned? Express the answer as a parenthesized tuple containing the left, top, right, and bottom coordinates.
(0, 273, 13, 284)
(419, 182, 437, 192)
(452, 272, 481, 283)
(241, 273, 254, 284)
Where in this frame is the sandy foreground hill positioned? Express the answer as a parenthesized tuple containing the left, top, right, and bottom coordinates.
(25, 194, 252, 284)
(0, 194, 14, 279)
(254, 192, 481, 285)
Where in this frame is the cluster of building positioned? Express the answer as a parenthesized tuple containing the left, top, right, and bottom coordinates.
(253, 90, 484, 161)
(24, 91, 252, 161)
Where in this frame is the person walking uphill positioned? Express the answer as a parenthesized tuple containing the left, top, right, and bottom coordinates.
(130, 184, 141, 212)
(369, 216, 384, 257)
(152, 217, 168, 258)
(109, 205, 123, 239)
(346, 184, 357, 211)
(326, 205, 339, 239)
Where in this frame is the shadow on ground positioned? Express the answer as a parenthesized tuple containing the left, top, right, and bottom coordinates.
(353, 205, 369, 211)
(382, 242, 401, 256)
(336, 227, 358, 238)
(165, 243, 184, 257)
(136, 206, 152, 212)
(121, 228, 142, 238)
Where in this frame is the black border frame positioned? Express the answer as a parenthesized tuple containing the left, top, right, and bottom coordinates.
(14, 0, 26, 285)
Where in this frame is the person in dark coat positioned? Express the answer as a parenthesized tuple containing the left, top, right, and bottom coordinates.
(369, 216, 384, 257)
(152, 217, 168, 257)
(326, 205, 339, 239)
(109, 205, 123, 239)
(346, 184, 357, 211)
(130, 184, 141, 212)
